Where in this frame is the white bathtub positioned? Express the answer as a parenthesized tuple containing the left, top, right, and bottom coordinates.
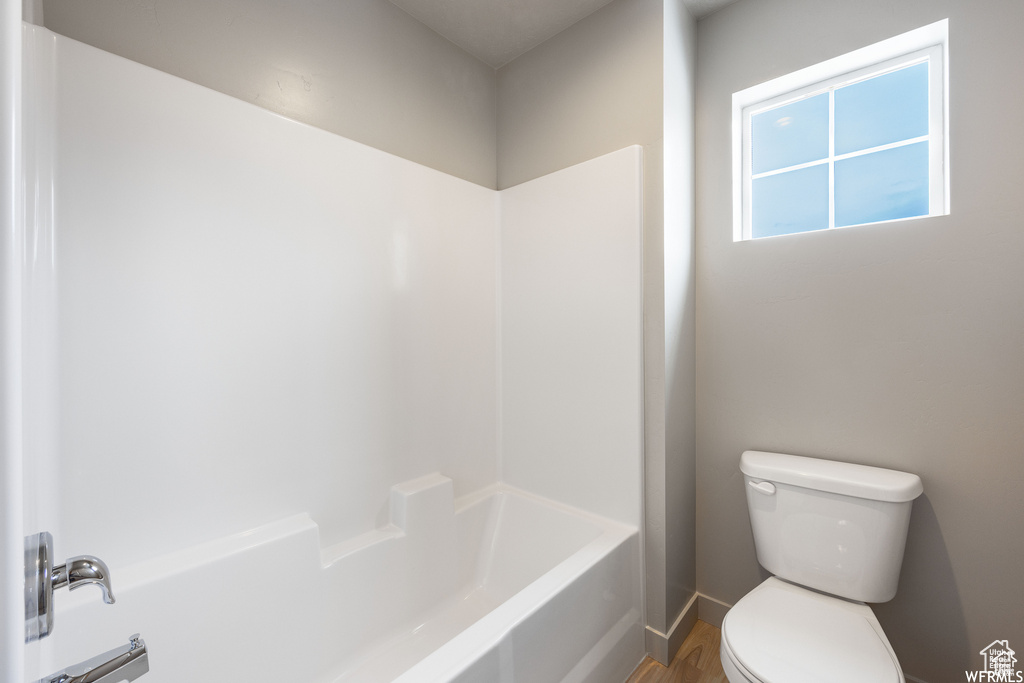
(31, 474, 644, 683)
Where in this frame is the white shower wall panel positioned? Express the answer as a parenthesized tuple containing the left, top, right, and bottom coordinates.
(37, 27, 499, 568)
(499, 148, 644, 527)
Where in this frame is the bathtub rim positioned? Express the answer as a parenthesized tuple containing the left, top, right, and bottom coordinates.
(386, 484, 640, 683)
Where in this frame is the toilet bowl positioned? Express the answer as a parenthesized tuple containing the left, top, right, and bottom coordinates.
(720, 451, 922, 683)
(720, 577, 904, 683)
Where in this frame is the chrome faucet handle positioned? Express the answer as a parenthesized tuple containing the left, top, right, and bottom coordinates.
(25, 532, 116, 642)
(53, 555, 116, 604)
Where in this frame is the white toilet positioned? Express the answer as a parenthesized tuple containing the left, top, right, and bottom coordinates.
(720, 450, 923, 683)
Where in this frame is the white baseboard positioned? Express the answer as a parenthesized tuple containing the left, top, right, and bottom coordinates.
(697, 593, 732, 628)
(645, 593, 699, 665)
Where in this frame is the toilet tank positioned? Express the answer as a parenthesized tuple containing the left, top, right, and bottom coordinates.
(741, 451, 923, 603)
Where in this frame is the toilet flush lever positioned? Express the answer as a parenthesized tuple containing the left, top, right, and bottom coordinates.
(749, 480, 777, 496)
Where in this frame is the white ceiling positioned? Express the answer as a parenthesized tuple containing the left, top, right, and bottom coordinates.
(387, 0, 738, 68)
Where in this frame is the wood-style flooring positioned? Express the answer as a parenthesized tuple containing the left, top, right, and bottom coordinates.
(626, 620, 729, 683)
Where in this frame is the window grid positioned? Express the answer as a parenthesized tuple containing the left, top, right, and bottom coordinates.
(748, 61, 931, 232)
(733, 21, 949, 243)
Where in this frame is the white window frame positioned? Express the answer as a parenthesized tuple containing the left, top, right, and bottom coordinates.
(732, 19, 949, 242)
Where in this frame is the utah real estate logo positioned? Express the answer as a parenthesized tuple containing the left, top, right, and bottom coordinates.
(967, 640, 1022, 682)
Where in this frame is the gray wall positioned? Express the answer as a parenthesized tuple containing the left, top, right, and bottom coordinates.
(695, 0, 1024, 680)
(496, 0, 662, 192)
(497, 0, 698, 647)
(41, 0, 497, 188)
(663, 0, 697, 636)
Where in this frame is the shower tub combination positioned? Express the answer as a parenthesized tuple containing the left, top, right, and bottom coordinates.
(19, 23, 645, 683)
(42, 475, 642, 683)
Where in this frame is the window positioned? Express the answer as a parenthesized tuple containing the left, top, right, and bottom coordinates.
(733, 20, 948, 241)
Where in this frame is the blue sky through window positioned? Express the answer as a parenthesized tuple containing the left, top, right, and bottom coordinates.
(748, 59, 933, 238)
(736, 22, 947, 240)
(835, 141, 929, 227)
(752, 164, 829, 238)
(751, 93, 829, 174)
(835, 62, 929, 155)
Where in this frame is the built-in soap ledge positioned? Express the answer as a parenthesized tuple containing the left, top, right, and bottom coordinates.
(58, 514, 321, 611)
(114, 515, 318, 590)
(320, 473, 455, 567)
(61, 473, 460, 604)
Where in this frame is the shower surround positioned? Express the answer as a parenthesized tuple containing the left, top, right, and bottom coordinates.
(19, 24, 644, 682)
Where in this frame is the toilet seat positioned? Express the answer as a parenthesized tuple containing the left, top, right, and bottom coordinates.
(721, 577, 904, 683)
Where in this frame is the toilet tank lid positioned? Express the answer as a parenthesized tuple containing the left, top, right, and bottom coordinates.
(741, 451, 923, 502)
